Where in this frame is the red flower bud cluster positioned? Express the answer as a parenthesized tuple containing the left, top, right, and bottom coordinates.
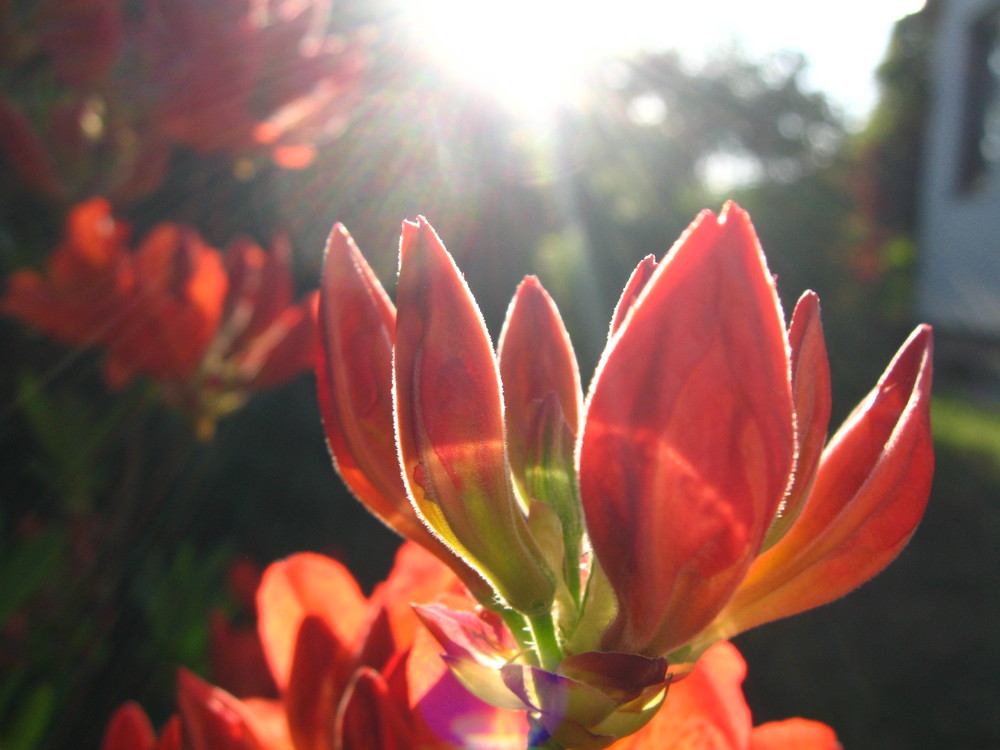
(315, 206, 931, 746)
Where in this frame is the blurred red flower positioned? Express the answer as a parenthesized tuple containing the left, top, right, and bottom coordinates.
(101, 543, 528, 750)
(101, 543, 836, 750)
(36, 0, 125, 86)
(136, 0, 366, 167)
(611, 641, 839, 750)
(0, 0, 366, 201)
(2, 198, 318, 436)
(209, 558, 279, 700)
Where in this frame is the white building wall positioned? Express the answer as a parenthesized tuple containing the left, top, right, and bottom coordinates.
(919, 0, 1000, 336)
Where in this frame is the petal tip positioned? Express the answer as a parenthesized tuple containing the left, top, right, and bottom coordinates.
(717, 200, 746, 224)
(323, 222, 357, 263)
(399, 217, 444, 267)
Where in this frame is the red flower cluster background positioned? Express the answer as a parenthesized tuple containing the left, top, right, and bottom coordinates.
(0, 0, 365, 202)
(3, 198, 317, 435)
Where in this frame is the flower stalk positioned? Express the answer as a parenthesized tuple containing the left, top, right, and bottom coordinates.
(528, 612, 562, 673)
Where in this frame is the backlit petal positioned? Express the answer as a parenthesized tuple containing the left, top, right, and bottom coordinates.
(283, 616, 344, 750)
(580, 204, 794, 655)
(708, 325, 933, 640)
(256, 553, 368, 691)
(498, 276, 584, 590)
(763, 291, 832, 548)
(176, 670, 269, 750)
(498, 275, 582, 488)
(317, 224, 419, 539)
(609, 255, 657, 336)
(394, 218, 554, 614)
(317, 225, 492, 602)
(335, 668, 411, 750)
(408, 625, 529, 748)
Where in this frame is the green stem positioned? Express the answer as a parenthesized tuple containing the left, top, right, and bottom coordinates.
(563, 536, 582, 606)
(498, 607, 539, 667)
(528, 612, 561, 672)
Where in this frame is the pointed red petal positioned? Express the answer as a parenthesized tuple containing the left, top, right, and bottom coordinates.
(394, 218, 554, 614)
(498, 276, 584, 584)
(610, 255, 657, 336)
(764, 291, 832, 547)
(176, 670, 268, 750)
(335, 668, 412, 750)
(155, 717, 183, 750)
(317, 225, 492, 602)
(580, 205, 794, 655)
(101, 703, 156, 750)
(498, 275, 582, 486)
(713, 325, 933, 639)
(317, 224, 413, 534)
(283, 616, 343, 750)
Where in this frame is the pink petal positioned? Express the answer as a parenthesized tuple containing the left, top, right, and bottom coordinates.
(413, 603, 525, 711)
(407, 626, 529, 749)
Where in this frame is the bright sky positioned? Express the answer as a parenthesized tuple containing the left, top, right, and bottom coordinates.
(406, 0, 926, 126)
(670, 0, 928, 122)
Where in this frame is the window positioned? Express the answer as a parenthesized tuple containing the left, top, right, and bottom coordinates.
(958, 4, 1000, 193)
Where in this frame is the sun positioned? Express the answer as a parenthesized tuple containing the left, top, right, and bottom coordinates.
(404, 0, 618, 119)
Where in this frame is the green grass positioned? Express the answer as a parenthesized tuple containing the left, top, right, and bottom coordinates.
(931, 394, 1000, 471)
